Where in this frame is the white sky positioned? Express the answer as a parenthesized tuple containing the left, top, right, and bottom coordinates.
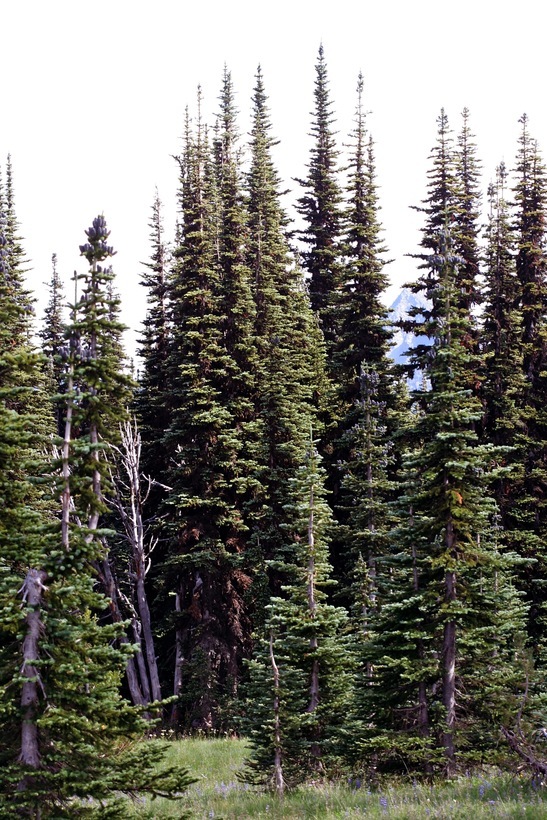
(2, 0, 546, 352)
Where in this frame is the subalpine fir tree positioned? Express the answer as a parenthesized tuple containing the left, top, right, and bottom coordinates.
(330, 75, 396, 588)
(416, 110, 458, 252)
(334, 75, 392, 400)
(40, 253, 67, 436)
(212, 67, 262, 543)
(354, 231, 528, 776)
(403, 109, 481, 385)
(296, 45, 344, 355)
(244, 439, 351, 788)
(135, 190, 172, 487)
(482, 163, 523, 448)
(245, 67, 322, 577)
(70, 216, 133, 493)
(453, 108, 482, 321)
(401, 110, 459, 383)
(504, 117, 547, 655)
(481, 163, 526, 544)
(156, 94, 255, 730)
(0, 215, 193, 817)
(3, 156, 32, 327)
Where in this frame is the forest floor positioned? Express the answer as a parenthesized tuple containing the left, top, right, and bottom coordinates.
(128, 737, 547, 818)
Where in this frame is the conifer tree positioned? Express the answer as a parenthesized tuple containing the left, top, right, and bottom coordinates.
(155, 93, 255, 730)
(335, 76, 392, 399)
(330, 75, 396, 588)
(296, 45, 344, 354)
(503, 117, 547, 655)
(212, 67, 262, 548)
(453, 109, 482, 320)
(135, 191, 172, 486)
(482, 163, 523, 447)
(354, 232, 528, 775)
(0, 214, 193, 816)
(3, 156, 32, 326)
(403, 109, 481, 384)
(244, 439, 351, 787)
(481, 162, 526, 543)
(245, 67, 322, 574)
(40, 253, 67, 435)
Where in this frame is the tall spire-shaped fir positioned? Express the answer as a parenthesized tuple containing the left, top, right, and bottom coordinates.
(296, 45, 344, 355)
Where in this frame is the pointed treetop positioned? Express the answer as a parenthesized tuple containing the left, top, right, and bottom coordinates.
(79, 215, 115, 263)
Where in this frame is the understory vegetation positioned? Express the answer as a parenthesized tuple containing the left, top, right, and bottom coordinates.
(130, 738, 547, 819)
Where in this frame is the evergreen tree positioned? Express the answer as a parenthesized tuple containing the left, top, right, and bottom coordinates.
(453, 108, 482, 320)
(330, 75, 396, 588)
(244, 439, 351, 787)
(335, 76, 392, 399)
(156, 93, 255, 730)
(40, 253, 67, 436)
(353, 232, 529, 776)
(482, 163, 523, 449)
(212, 67, 262, 551)
(245, 67, 322, 575)
(0, 215, 193, 817)
(481, 163, 526, 545)
(403, 109, 481, 383)
(296, 45, 344, 354)
(504, 117, 547, 655)
(135, 190, 172, 485)
(3, 155, 32, 328)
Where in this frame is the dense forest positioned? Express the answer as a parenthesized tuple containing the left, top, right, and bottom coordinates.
(3, 46, 547, 816)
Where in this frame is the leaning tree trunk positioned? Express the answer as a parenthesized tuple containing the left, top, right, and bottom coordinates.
(109, 421, 163, 708)
(96, 554, 148, 708)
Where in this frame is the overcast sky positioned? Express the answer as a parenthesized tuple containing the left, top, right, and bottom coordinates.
(2, 0, 546, 351)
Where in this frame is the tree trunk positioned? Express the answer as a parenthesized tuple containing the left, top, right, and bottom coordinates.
(170, 587, 185, 727)
(96, 554, 148, 707)
(114, 422, 163, 705)
(411, 511, 432, 775)
(135, 556, 162, 703)
(442, 564, 457, 774)
(306, 482, 319, 712)
(269, 633, 284, 797)
(19, 568, 47, 778)
(441, 482, 458, 769)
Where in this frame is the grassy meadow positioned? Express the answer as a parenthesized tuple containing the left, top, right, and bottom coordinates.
(126, 737, 547, 819)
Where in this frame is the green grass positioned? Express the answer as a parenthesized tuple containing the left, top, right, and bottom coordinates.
(128, 737, 547, 819)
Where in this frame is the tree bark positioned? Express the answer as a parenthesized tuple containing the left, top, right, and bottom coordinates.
(170, 587, 185, 727)
(411, 509, 432, 775)
(97, 555, 147, 707)
(19, 568, 47, 774)
(442, 560, 457, 773)
(269, 633, 284, 797)
(306, 482, 320, 713)
(113, 422, 163, 705)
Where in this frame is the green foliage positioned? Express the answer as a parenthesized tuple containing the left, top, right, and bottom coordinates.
(352, 232, 530, 775)
(39, 252, 67, 435)
(0, 213, 192, 817)
(246, 67, 325, 572)
(296, 45, 344, 354)
(10, 56, 547, 798)
(126, 738, 547, 819)
(329, 75, 397, 595)
(243, 441, 352, 787)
